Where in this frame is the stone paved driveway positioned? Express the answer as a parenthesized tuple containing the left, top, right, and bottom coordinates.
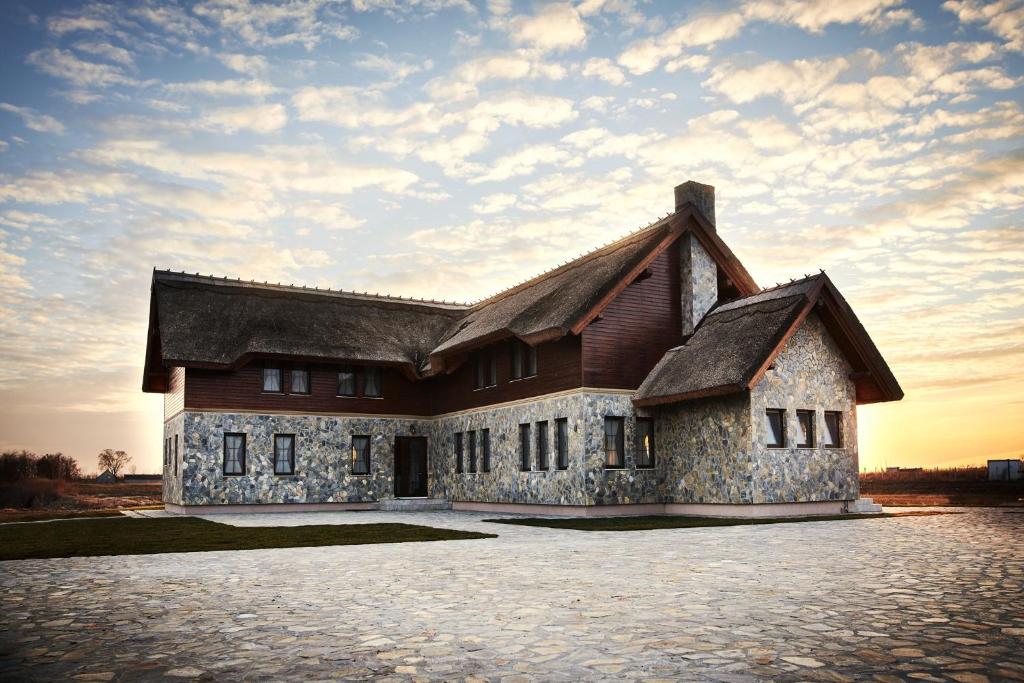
(1, 509, 1022, 682)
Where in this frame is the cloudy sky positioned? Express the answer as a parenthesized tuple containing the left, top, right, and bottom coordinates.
(0, 0, 1021, 474)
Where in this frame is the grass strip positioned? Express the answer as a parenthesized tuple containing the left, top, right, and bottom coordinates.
(484, 510, 954, 532)
(0, 517, 494, 561)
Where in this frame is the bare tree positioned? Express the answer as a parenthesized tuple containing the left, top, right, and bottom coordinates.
(97, 449, 131, 478)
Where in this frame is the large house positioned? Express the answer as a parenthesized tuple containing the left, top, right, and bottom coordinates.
(144, 181, 902, 516)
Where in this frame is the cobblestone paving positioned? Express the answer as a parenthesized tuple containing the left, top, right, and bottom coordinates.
(1, 509, 1022, 682)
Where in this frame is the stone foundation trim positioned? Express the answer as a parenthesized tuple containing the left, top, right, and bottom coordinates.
(663, 501, 852, 518)
(453, 501, 668, 517)
(164, 502, 379, 515)
(455, 500, 859, 518)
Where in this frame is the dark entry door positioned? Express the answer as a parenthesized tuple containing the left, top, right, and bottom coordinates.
(394, 436, 428, 498)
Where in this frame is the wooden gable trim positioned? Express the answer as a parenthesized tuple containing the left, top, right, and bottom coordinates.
(743, 280, 825, 391)
(569, 222, 686, 335)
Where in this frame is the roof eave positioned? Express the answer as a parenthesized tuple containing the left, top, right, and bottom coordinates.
(633, 383, 746, 407)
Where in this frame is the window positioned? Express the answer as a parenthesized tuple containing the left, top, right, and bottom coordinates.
(604, 417, 624, 468)
(474, 350, 496, 389)
(455, 432, 464, 473)
(511, 340, 537, 380)
(164, 438, 169, 470)
(351, 435, 370, 475)
(363, 367, 382, 397)
(536, 421, 549, 470)
(823, 411, 843, 448)
(796, 410, 815, 448)
(766, 409, 786, 448)
(337, 366, 356, 396)
(519, 423, 531, 471)
(274, 434, 295, 475)
(555, 418, 569, 470)
(223, 433, 246, 475)
(174, 434, 179, 475)
(467, 430, 477, 473)
(262, 367, 282, 392)
(481, 429, 491, 472)
(291, 368, 310, 394)
(637, 418, 655, 468)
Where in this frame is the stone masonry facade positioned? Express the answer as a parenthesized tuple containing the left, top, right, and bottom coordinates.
(164, 314, 857, 508)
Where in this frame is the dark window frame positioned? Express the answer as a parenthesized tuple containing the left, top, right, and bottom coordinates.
(474, 349, 497, 390)
(796, 409, 815, 448)
(351, 435, 371, 475)
(467, 430, 477, 473)
(555, 418, 568, 470)
(290, 366, 311, 395)
(510, 340, 538, 381)
(823, 411, 843, 449)
(337, 365, 357, 397)
(262, 367, 283, 393)
(223, 433, 247, 476)
(455, 432, 464, 474)
(604, 417, 625, 469)
(766, 409, 786, 448)
(173, 434, 179, 476)
(274, 433, 296, 475)
(536, 421, 549, 470)
(362, 367, 383, 398)
(519, 423, 531, 471)
(481, 429, 491, 472)
(636, 417, 655, 468)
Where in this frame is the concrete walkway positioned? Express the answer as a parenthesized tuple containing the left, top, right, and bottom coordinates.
(1, 508, 1022, 681)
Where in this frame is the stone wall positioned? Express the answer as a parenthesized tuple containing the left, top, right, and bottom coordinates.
(161, 411, 185, 505)
(748, 312, 859, 502)
(679, 233, 718, 336)
(175, 412, 431, 506)
(432, 391, 661, 506)
(656, 312, 859, 505)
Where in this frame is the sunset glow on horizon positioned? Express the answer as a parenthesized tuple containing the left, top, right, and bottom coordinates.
(0, 0, 1021, 474)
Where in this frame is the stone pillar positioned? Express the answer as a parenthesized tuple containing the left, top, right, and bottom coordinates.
(680, 233, 718, 336)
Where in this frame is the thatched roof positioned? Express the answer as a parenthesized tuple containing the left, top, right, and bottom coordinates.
(144, 198, 760, 390)
(634, 274, 903, 406)
(143, 272, 466, 390)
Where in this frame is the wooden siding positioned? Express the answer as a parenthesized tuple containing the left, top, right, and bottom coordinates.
(428, 335, 583, 414)
(184, 363, 433, 415)
(581, 245, 684, 389)
(164, 366, 185, 420)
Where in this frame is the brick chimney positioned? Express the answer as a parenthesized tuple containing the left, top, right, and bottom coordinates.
(674, 180, 715, 228)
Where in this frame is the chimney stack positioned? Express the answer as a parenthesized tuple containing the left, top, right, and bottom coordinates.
(674, 180, 715, 228)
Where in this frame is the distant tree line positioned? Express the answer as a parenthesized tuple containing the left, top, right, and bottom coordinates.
(0, 451, 82, 482)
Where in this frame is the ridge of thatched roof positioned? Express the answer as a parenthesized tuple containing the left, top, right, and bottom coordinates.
(634, 273, 903, 406)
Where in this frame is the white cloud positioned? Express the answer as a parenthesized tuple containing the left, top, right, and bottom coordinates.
(943, 0, 1024, 51)
(46, 15, 113, 36)
(291, 201, 364, 230)
(705, 56, 852, 104)
(354, 54, 434, 84)
(469, 144, 576, 184)
(617, 0, 915, 74)
(73, 41, 134, 66)
(292, 86, 431, 128)
(471, 193, 517, 214)
(192, 0, 359, 50)
(165, 78, 279, 98)
(505, 3, 588, 52)
(218, 52, 268, 76)
(581, 57, 627, 85)
(26, 48, 135, 88)
(423, 50, 567, 102)
(202, 103, 288, 134)
(0, 103, 66, 135)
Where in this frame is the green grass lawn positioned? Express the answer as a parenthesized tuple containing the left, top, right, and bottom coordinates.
(484, 510, 951, 532)
(0, 517, 495, 561)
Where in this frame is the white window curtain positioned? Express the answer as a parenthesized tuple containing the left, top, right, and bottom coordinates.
(263, 368, 281, 392)
(225, 435, 244, 474)
(604, 418, 623, 467)
(275, 435, 294, 474)
(291, 369, 309, 393)
(337, 368, 356, 395)
(351, 436, 370, 474)
(364, 368, 381, 397)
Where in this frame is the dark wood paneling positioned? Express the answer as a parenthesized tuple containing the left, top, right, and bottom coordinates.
(428, 335, 583, 414)
(581, 246, 683, 389)
(184, 363, 433, 415)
